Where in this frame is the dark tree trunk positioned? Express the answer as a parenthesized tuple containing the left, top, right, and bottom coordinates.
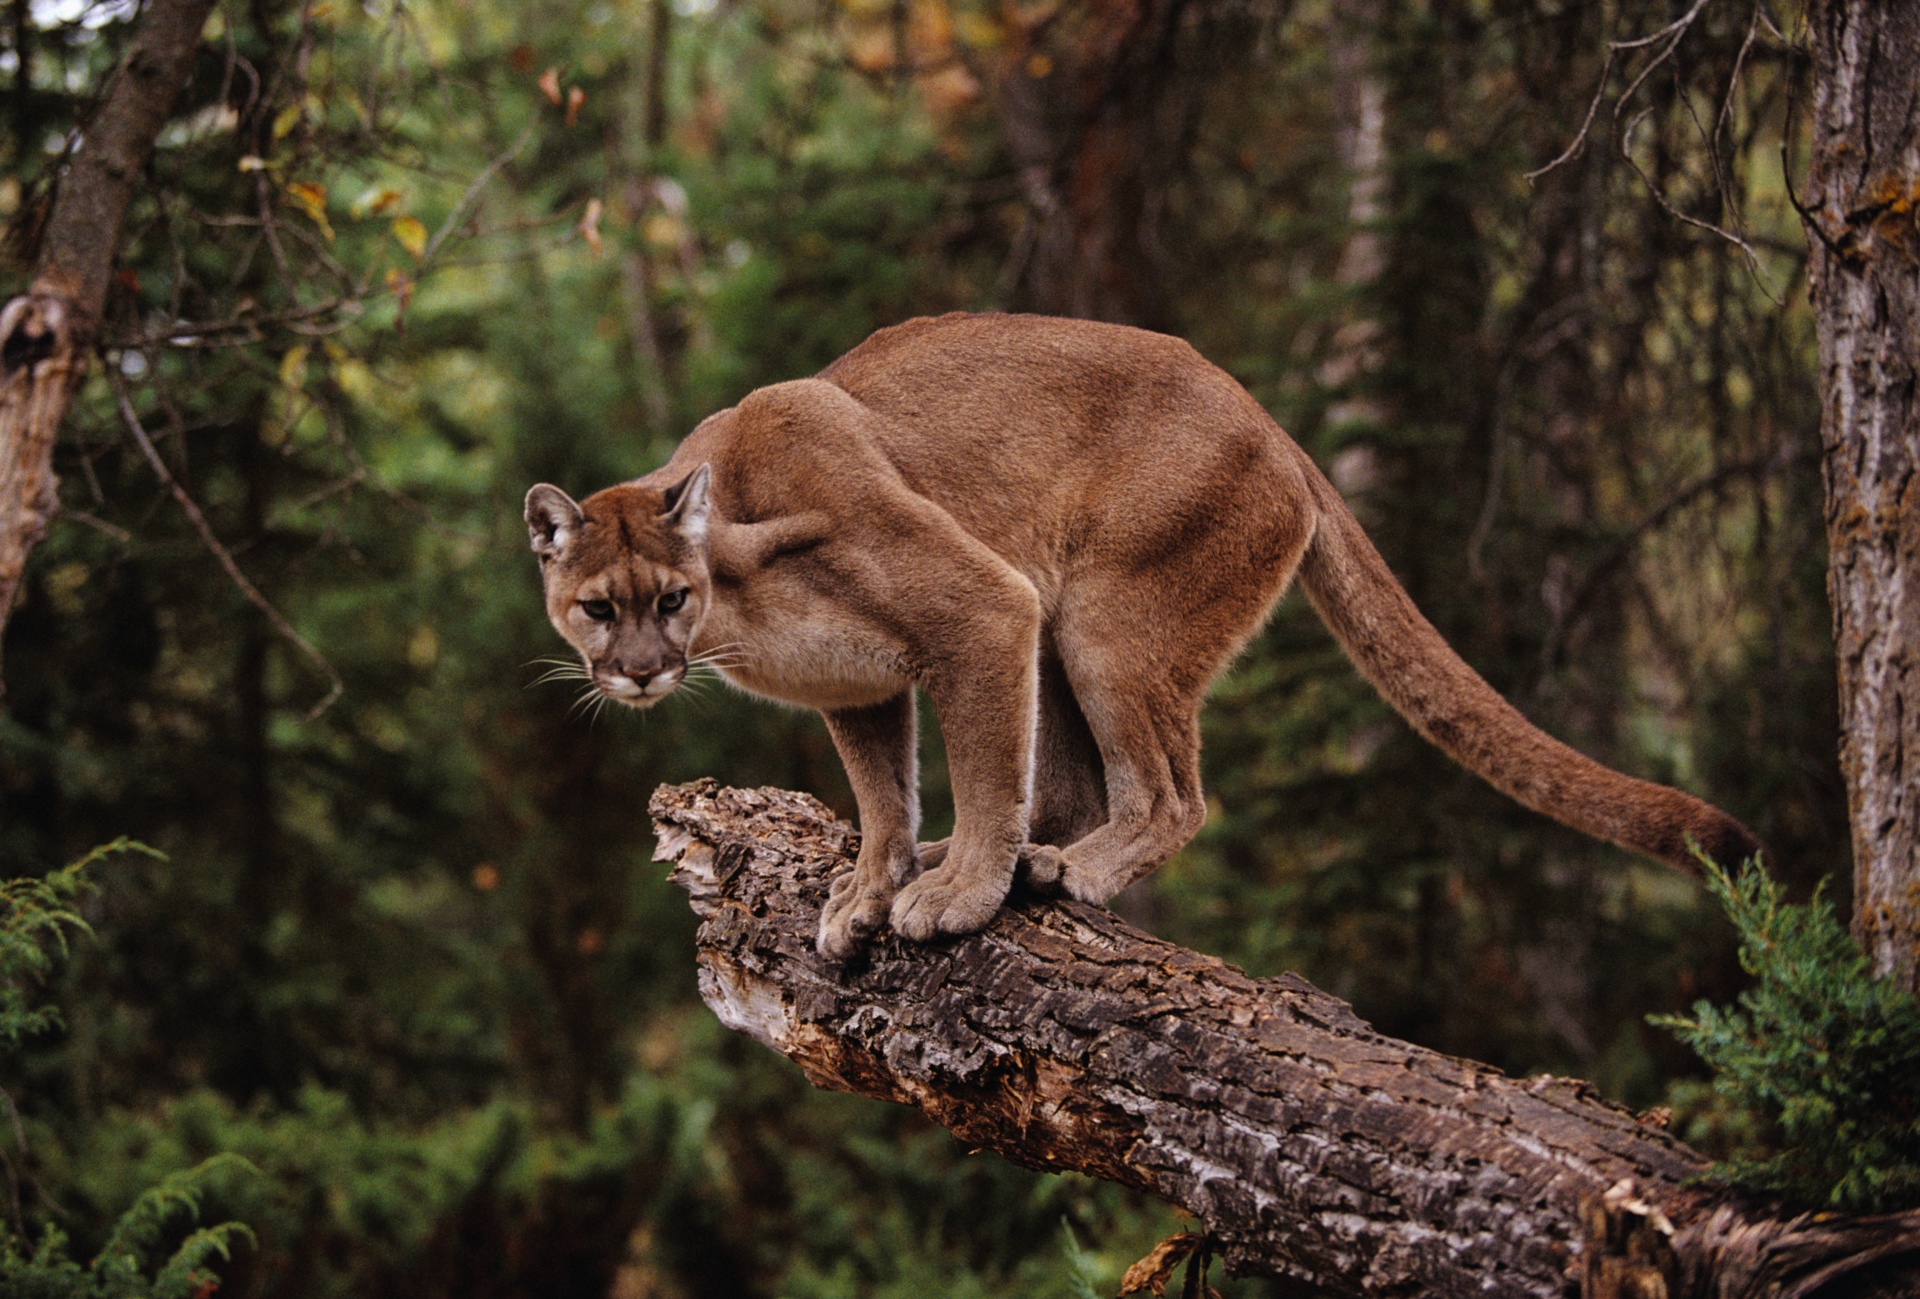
(0, 0, 216, 698)
(986, 0, 1235, 329)
(650, 781, 1920, 1298)
(1803, 2, 1920, 991)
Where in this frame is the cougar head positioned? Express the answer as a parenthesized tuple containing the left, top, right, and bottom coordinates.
(525, 464, 712, 708)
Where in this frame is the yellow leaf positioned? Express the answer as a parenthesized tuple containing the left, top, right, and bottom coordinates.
(285, 182, 333, 241)
(286, 181, 326, 210)
(272, 103, 303, 140)
(279, 344, 309, 391)
(384, 268, 415, 315)
(351, 187, 403, 218)
(390, 215, 428, 260)
(956, 10, 1003, 48)
(642, 211, 685, 250)
(334, 357, 377, 404)
(237, 155, 271, 172)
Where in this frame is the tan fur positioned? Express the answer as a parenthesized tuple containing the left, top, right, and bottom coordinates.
(526, 313, 1763, 959)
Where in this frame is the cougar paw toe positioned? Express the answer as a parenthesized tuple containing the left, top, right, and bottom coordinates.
(889, 865, 1010, 942)
(817, 874, 890, 960)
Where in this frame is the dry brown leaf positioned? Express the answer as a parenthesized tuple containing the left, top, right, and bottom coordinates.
(1118, 1232, 1204, 1297)
(577, 198, 604, 256)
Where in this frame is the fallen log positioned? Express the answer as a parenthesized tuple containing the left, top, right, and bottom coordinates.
(649, 779, 1920, 1298)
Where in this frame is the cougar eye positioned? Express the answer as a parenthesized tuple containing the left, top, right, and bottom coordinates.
(580, 599, 615, 622)
(658, 588, 689, 614)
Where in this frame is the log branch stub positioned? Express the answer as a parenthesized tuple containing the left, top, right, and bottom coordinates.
(650, 780, 1920, 1298)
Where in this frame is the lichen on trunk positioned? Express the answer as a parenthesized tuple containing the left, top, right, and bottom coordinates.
(1804, 0, 1920, 993)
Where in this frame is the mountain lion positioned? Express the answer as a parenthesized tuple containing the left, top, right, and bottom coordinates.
(526, 312, 1762, 959)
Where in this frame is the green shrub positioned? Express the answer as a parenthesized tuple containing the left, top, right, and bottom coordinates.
(0, 1158, 253, 1299)
(1, 845, 251, 1297)
(1654, 860, 1920, 1212)
(0, 841, 158, 1050)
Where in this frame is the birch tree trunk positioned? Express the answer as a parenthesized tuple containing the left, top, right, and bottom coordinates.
(0, 0, 216, 698)
(1803, 1, 1920, 991)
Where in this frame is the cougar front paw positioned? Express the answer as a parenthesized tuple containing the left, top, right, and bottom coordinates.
(817, 869, 892, 961)
(889, 859, 1013, 942)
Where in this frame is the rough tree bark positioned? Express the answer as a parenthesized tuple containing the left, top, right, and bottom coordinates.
(1804, 3, 1920, 992)
(650, 780, 1920, 1298)
(0, 0, 216, 696)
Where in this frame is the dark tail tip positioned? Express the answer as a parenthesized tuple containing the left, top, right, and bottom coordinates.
(1687, 816, 1767, 875)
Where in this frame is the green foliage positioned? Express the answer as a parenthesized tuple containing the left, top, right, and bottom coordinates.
(0, 1158, 255, 1299)
(1654, 862, 1920, 1213)
(0, 0, 1842, 1292)
(1, 844, 102, 1050)
(1, 848, 251, 1298)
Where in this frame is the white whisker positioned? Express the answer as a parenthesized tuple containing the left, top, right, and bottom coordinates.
(529, 666, 590, 688)
(527, 655, 592, 690)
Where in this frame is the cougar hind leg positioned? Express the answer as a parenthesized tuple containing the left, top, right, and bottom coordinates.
(1028, 645, 1108, 847)
(1041, 506, 1305, 904)
(1034, 657, 1209, 906)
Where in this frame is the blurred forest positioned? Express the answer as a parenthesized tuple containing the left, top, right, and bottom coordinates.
(0, 0, 1837, 1294)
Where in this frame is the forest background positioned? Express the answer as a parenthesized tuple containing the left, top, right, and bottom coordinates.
(0, 0, 1840, 1295)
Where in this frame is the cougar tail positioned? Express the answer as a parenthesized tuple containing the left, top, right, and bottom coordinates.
(1292, 466, 1763, 874)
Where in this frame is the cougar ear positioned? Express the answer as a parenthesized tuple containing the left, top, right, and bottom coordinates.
(659, 463, 712, 547)
(525, 484, 583, 559)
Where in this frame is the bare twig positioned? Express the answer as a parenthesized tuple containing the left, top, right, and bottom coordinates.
(55, 507, 134, 544)
(1527, 0, 1717, 182)
(421, 119, 539, 267)
(1527, 0, 1787, 299)
(113, 374, 344, 720)
(1537, 445, 1815, 673)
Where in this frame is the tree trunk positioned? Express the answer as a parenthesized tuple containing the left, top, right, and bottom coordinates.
(1804, 2, 1920, 992)
(986, 0, 1230, 329)
(650, 780, 1920, 1298)
(0, 0, 216, 697)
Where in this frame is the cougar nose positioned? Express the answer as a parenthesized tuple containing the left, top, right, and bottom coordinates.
(600, 668, 649, 698)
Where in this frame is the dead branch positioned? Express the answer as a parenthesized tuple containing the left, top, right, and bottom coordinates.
(650, 780, 1920, 1299)
(113, 375, 343, 720)
(0, 0, 219, 698)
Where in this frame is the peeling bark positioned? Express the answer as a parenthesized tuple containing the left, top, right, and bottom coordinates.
(1805, 2, 1920, 991)
(651, 780, 1920, 1298)
(0, 0, 216, 695)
